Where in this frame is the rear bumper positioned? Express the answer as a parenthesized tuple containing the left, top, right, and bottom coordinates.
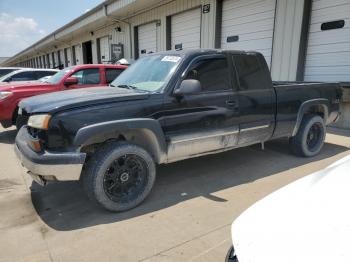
(15, 127, 86, 184)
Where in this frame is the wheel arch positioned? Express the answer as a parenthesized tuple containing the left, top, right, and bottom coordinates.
(73, 118, 167, 164)
(12, 106, 19, 124)
(292, 99, 329, 136)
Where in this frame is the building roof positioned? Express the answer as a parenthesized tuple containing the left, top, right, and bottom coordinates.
(0, 57, 10, 65)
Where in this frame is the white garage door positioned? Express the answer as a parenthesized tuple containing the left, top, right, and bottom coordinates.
(41, 56, 46, 68)
(59, 50, 65, 67)
(49, 54, 53, 68)
(52, 52, 58, 68)
(171, 8, 201, 50)
(99, 36, 110, 63)
(138, 22, 158, 57)
(304, 0, 350, 82)
(73, 45, 82, 65)
(65, 48, 72, 67)
(221, 0, 276, 67)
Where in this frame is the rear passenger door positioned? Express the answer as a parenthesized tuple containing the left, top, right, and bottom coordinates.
(232, 54, 275, 145)
(67, 68, 101, 89)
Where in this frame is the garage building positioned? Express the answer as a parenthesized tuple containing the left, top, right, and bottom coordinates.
(1, 0, 350, 128)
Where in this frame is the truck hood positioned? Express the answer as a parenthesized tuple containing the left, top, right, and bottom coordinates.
(0, 81, 50, 91)
(231, 154, 350, 262)
(19, 86, 149, 114)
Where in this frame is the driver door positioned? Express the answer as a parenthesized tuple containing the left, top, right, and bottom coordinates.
(161, 55, 240, 161)
(66, 68, 102, 89)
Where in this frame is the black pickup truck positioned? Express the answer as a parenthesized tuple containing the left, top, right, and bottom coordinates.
(15, 49, 342, 211)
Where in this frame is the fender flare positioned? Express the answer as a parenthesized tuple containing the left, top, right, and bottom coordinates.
(292, 99, 329, 136)
(73, 118, 167, 163)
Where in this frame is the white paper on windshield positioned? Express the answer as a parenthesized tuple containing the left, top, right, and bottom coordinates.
(161, 56, 181, 63)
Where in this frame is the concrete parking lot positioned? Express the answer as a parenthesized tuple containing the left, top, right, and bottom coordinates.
(0, 126, 349, 262)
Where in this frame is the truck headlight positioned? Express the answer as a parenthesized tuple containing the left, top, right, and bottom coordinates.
(0, 91, 13, 100)
(28, 114, 51, 130)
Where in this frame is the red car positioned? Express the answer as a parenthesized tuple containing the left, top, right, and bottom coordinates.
(0, 64, 127, 129)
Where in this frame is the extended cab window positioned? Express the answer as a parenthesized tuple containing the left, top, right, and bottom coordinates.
(233, 55, 267, 90)
(185, 58, 230, 92)
(105, 68, 123, 84)
(71, 68, 100, 84)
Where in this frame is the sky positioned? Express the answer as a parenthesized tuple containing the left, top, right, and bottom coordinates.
(0, 0, 103, 57)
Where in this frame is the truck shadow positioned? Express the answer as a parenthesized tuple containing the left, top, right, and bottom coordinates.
(0, 129, 16, 144)
(30, 139, 349, 231)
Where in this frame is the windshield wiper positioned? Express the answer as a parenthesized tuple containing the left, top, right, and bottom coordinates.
(115, 84, 138, 90)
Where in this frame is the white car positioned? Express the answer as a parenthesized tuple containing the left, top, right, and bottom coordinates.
(227, 154, 350, 262)
(37, 75, 53, 82)
(0, 68, 58, 83)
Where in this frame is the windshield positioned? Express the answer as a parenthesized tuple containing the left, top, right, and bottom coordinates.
(46, 67, 73, 84)
(110, 54, 182, 92)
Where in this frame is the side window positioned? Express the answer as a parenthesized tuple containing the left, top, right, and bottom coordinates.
(105, 68, 123, 84)
(185, 58, 231, 92)
(71, 68, 100, 84)
(233, 55, 267, 90)
(10, 71, 36, 81)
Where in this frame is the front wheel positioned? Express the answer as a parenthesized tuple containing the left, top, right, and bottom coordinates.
(289, 114, 326, 157)
(82, 141, 156, 212)
(15, 115, 28, 130)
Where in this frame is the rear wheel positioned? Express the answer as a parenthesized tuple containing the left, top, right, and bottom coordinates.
(289, 114, 326, 157)
(82, 141, 156, 212)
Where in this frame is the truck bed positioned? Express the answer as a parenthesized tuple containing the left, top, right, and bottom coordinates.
(271, 81, 342, 139)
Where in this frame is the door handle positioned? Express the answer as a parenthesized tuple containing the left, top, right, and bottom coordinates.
(226, 100, 239, 112)
(226, 100, 237, 106)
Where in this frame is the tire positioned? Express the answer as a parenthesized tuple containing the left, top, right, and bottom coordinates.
(15, 115, 28, 130)
(225, 246, 238, 262)
(82, 141, 156, 212)
(289, 114, 326, 157)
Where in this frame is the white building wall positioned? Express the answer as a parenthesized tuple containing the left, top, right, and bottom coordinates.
(2, 0, 344, 82)
(111, 23, 131, 59)
(127, 0, 217, 57)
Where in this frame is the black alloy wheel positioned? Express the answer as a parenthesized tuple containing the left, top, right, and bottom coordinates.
(306, 122, 323, 152)
(82, 141, 156, 212)
(289, 114, 326, 157)
(103, 154, 148, 203)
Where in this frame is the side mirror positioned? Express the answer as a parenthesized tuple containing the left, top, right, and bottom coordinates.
(174, 79, 202, 96)
(4, 77, 11, 82)
(64, 77, 78, 86)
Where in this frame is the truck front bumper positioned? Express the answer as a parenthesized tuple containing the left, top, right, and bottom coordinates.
(15, 127, 86, 185)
